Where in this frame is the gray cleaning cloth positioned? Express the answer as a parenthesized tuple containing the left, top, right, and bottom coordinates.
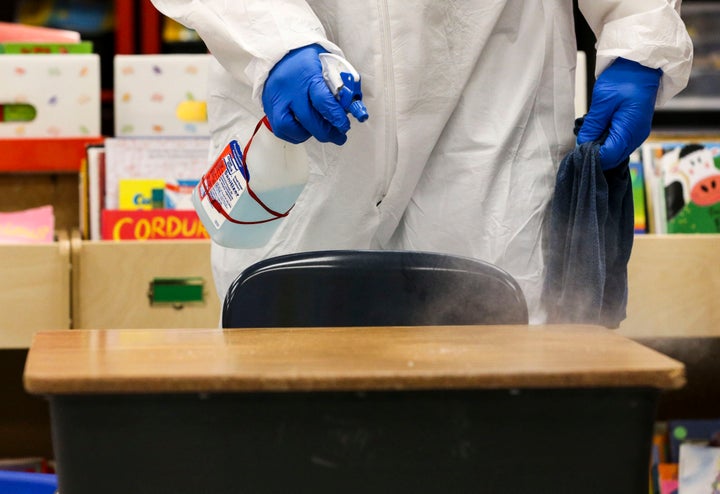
(541, 137, 634, 329)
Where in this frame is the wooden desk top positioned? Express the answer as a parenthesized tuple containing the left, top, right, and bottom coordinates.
(23, 325, 685, 395)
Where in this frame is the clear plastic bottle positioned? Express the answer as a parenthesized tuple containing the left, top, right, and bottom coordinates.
(191, 118, 309, 248)
(192, 53, 368, 249)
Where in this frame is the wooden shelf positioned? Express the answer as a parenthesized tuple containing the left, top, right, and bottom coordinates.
(0, 230, 71, 349)
(0, 136, 104, 173)
(618, 234, 720, 338)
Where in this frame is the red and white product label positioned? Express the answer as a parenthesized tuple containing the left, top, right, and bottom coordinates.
(197, 140, 248, 229)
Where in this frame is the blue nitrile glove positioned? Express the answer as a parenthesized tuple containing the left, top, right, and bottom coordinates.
(262, 44, 351, 146)
(577, 57, 662, 170)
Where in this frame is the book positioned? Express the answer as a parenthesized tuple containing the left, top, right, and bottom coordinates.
(669, 419, 720, 463)
(101, 209, 208, 240)
(0, 21, 81, 43)
(655, 422, 670, 464)
(629, 150, 647, 234)
(663, 142, 720, 233)
(660, 478, 679, 494)
(118, 178, 166, 210)
(0, 205, 54, 244)
(164, 179, 198, 210)
(659, 463, 679, 494)
(0, 41, 93, 54)
(678, 443, 720, 493)
(641, 142, 670, 234)
(86, 145, 106, 241)
(78, 152, 88, 238)
(641, 140, 720, 233)
(651, 442, 661, 494)
(103, 137, 209, 210)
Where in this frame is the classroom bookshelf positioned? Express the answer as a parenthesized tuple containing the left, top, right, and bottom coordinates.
(0, 0, 207, 460)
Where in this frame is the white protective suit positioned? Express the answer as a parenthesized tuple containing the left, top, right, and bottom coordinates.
(151, 0, 692, 323)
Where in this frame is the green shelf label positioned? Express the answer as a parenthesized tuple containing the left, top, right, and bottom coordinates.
(148, 277, 206, 305)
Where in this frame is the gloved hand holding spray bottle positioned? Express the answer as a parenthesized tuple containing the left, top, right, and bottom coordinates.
(192, 45, 369, 248)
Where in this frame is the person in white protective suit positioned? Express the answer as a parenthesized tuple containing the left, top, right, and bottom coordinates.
(150, 0, 693, 323)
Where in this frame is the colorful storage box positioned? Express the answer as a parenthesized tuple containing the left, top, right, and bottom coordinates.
(114, 54, 211, 137)
(0, 54, 100, 137)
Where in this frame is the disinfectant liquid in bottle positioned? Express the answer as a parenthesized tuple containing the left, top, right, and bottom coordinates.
(192, 53, 369, 248)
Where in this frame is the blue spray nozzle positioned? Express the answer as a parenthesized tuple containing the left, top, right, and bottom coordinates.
(319, 53, 369, 123)
(337, 72, 368, 122)
(349, 100, 369, 122)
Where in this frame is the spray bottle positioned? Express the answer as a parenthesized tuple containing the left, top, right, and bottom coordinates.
(191, 53, 369, 249)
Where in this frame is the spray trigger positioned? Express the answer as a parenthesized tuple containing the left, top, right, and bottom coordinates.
(319, 52, 369, 123)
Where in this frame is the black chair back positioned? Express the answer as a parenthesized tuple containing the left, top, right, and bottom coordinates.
(222, 250, 528, 328)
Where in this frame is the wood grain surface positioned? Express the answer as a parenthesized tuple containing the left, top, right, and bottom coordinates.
(24, 325, 685, 394)
(0, 231, 71, 348)
(71, 238, 221, 329)
(619, 234, 720, 338)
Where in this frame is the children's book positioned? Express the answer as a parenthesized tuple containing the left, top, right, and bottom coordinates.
(669, 419, 720, 463)
(101, 209, 208, 241)
(642, 141, 720, 233)
(629, 150, 647, 233)
(678, 443, 720, 494)
(655, 422, 670, 464)
(164, 179, 198, 210)
(641, 142, 671, 233)
(660, 478, 679, 494)
(103, 137, 209, 210)
(0, 21, 80, 43)
(659, 463, 679, 494)
(0, 41, 93, 53)
(86, 145, 106, 240)
(0, 205, 54, 244)
(118, 178, 166, 210)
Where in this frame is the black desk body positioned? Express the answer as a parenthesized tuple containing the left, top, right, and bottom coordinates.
(48, 386, 657, 494)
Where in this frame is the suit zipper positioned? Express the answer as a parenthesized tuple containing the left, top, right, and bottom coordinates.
(377, 0, 397, 200)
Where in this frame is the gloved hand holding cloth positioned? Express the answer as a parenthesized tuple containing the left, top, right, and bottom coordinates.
(543, 118, 635, 328)
(577, 57, 662, 170)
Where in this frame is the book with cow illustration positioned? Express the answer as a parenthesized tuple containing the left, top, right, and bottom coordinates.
(641, 140, 720, 234)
